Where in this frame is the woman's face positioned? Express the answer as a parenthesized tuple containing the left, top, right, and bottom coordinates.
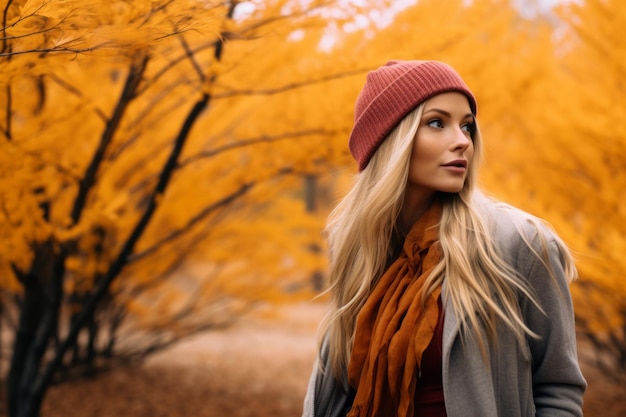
(406, 92, 475, 202)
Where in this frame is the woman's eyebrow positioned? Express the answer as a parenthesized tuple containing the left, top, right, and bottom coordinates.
(423, 108, 450, 117)
(423, 108, 473, 119)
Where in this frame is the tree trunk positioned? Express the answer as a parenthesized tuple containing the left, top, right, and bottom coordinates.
(1, 299, 3, 379)
(7, 259, 48, 417)
(85, 308, 98, 377)
(5, 236, 69, 417)
(304, 175, 324, 291)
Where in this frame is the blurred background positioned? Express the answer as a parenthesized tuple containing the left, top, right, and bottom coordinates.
(0, 0, 624, 416)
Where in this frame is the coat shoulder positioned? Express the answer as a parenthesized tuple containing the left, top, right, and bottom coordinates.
(477, 199, 560, 266)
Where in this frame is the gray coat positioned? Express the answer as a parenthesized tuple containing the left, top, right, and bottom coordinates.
(302, 204, 586, 417)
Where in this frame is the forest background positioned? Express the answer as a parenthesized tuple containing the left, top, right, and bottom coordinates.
(0, 0, 624, 416)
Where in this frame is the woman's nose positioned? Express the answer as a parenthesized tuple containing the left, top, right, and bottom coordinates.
(452, 127, 472, 150)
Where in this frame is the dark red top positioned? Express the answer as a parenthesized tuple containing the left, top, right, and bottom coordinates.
(413, 297, 447, 417)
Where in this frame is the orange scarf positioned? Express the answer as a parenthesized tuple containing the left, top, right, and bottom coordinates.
(347, 202, 443, 417)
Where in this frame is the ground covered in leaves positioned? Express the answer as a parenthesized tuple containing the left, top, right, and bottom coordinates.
(32, 303, 626, 417)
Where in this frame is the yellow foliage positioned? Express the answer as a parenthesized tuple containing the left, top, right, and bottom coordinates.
(309, 0, 626, 334)
(1, 0, 349, 339)
(1, 0, 623, 343)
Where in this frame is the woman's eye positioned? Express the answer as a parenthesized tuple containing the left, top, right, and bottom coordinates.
(427, 119, 443, 128)
(461, 122, 476, 136)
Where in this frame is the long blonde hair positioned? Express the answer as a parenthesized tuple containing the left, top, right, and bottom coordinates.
(319, 104, 577, 381)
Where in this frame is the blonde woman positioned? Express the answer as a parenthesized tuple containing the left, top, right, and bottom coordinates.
(302, 60, 586, 417)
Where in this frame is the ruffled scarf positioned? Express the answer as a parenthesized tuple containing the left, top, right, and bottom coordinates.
(347, 202, 443, 417)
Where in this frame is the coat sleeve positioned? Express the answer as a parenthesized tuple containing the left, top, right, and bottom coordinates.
(518, 236, 587, 417)
(301, 335, 355, 417)
(302, 356, 318, 417)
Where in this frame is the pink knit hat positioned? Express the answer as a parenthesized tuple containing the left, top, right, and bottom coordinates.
(348, 60, 477, 171)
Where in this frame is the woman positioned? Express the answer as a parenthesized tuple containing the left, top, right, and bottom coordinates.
(302, 60, 586, 417)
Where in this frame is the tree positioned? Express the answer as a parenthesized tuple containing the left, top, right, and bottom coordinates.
(550, 0, 626, 383)
(301, 0, 626, 382)
(0, 0, 367, 415)
(3, 0, 624, 414)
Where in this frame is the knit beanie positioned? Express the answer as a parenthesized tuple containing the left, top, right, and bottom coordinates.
(348, 60, 477, 171)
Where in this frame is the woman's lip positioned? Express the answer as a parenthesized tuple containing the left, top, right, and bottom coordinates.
(442, 165, 467, 174)
(443, 159, 467, 168)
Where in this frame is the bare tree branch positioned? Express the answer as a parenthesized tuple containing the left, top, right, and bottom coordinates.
(1, 0, 14, 53)
(17, 147, 82, 183)
(128, 181, 255, 263)
(136, 0, 330, 95)
(0, 0, 48, 33)
(138, 0, 177, 28)
(46, 74, 108, 122)
(215, 67, 371, 98)
(125, 126, 334, 204)
(108, 88, 188, 161)
(178, 33, 205, 82)
(0, 45, 106, 57)
(71, 53, 149, 224)
(0, 12, 70, 42)
(181, 128, 343, 166)
(124, 212, 228, 298)
(3, 85, 11, 140)
(137, 38, 218, 94)
(0, 25, 58, 41)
